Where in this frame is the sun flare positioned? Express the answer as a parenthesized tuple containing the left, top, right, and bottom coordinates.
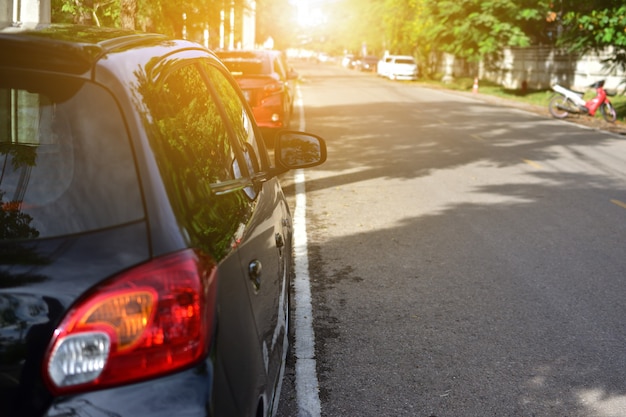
(293, 0, 328, 28)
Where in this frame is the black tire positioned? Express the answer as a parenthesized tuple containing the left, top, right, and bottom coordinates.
(548, 95, 572, 119)
(600, 102, 617, 123)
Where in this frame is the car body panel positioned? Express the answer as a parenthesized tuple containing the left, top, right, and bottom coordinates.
(0, 24, 326, 417)
(0, 223, 151, 416)
(42, 364, 213, 417)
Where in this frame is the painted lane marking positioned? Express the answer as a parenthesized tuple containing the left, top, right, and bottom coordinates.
(610, 199, 626, 210)
(293, 85, 322, 417)
(522, 159, 543, 169)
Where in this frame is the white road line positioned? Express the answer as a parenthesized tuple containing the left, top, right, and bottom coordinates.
(293, 86, 321, 417)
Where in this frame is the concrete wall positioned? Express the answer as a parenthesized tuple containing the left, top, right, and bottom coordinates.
(438, 46, 626, 92)
(487, 46, 624, 91)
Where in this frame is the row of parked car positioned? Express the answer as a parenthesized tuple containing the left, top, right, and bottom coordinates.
(216, 49, 297, 136)
(341, 53, 419, 81)
(0, 24, 325, 417)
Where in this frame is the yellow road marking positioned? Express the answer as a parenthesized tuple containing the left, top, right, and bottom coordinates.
(522, 159, 543, 169)
(470, 134, 484, 141)
(610, 199, 626, 209)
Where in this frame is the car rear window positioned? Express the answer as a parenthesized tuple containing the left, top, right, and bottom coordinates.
(0, 73, 143, 240)
(216, 52, 270, 75)
(396, 58, 415, 65)
(221, 59, 265, 75)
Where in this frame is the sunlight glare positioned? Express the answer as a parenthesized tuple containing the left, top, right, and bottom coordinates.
(577, 388, 626, 417)
(292, 0, 327, 28)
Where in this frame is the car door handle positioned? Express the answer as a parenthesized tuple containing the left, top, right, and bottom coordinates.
(248, 260, 262, 291)
(275, 233, 284, 248)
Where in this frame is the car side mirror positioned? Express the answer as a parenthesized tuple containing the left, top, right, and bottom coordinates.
(274, 131, 327, 171)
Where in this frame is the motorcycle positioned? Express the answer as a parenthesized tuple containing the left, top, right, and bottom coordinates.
(548, 79, 617, 123)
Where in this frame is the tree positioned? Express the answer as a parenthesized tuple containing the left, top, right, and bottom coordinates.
(120, 0, 136, 29)
(308, 0, 552, 76)
(381, 0, 421, 55)
(558, 1, 626, 72)
(421, 0, 552, 62)
(256, 0, 296, 51)
(52, 0, 119, 26)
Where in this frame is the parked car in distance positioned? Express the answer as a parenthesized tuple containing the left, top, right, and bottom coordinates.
(377, 55, 418, 80)
(355, 55, 379, 72)
(216, 49, 297, 135)
(341, 54, 356, 69)
(0, 24, 326, 417)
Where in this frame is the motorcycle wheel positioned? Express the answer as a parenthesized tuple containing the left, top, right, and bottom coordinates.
(548, 95, 572, 119)
(600, 102, 617, 123)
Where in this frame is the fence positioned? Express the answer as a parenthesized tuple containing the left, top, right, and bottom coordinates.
(437, 46, 626, 92)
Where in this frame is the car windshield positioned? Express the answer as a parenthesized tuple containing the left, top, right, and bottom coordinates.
(397, 58, 415, 64)
(0, 72, 143, 240)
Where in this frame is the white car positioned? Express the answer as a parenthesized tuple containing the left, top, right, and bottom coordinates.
(377, 55, 418, 80)
(341, 54, 355, 68)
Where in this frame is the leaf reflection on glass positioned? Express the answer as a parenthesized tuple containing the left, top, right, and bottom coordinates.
(279, 133, 322, 167)
(0, 147, 40, 241)
(132, 61, 253, 260)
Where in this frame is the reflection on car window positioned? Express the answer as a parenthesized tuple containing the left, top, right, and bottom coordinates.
(135, 60, 254, 258)
(148, 64, 234, 185)
(0, 77, 143, 240)
(203, 63, 265, 200)
(204, 63, 264, 173)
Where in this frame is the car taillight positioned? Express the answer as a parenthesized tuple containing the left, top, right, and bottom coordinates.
(43, 249, 217, 395)
(263, 82, 284, 97)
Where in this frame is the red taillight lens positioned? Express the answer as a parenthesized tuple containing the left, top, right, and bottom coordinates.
(262, 82, 284, 101)
(43, 249, 217, 395)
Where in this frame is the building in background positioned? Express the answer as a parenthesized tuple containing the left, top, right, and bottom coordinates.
(2, 0, 256, 51)
(1, 0, 50, 28)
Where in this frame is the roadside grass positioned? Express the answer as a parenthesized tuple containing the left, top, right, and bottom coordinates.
(418, 77, 626, 123)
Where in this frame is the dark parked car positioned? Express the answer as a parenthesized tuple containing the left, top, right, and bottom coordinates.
(216, 50, 297, 134)
(355, 55, 379, 72)
(0, 24, 326, 417)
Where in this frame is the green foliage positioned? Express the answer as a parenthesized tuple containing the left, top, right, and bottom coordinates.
(559, 4, 626, 71)
(256, 0, 296, 51)
(52, 0, 120, 26)
(422, 0, 552, 62)
(315, 0, 552, 70)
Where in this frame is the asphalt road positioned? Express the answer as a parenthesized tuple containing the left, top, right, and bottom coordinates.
(276, 62, 626, 417)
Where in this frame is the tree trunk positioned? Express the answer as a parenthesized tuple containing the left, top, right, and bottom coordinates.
(120, 0, 136, 30)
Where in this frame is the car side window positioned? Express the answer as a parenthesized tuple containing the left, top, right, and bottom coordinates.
(273, 56, 287, 80)
(138, 60, 253, 258)
(144, 63, 235, 185)
(202, 62, 265, 176)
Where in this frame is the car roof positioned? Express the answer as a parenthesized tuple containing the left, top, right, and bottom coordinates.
(216, 49, 281, 59)
(0, 24, 170, 75)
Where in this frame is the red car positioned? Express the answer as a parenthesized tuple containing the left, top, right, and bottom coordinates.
(217, 50, 297, 133)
